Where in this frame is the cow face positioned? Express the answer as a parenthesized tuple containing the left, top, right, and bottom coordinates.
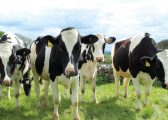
(60, 28, 81, 77)
(0, 46, 31, 86)
(60, 28, 99, 78)
(17, 48, 31, 96)
(140, 50, 168, 89)
(82, 34, 116, 62)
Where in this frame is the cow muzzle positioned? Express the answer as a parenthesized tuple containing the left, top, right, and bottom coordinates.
(3, 79, 13, 86)
(65, 68, 78, 78)
(163, 82, 168, 89)
(96, 57, 104, 62)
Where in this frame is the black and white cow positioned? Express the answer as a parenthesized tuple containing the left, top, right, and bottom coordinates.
(79, 34, 116, 103)
(111, 33, 168, 110)
(0, 32, 31, 108)
(30, 27, 99, 120)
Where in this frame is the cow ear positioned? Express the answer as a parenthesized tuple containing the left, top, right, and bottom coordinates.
(106, 37, 116, 44)
(140, 56, 155, 67)
(16, 48, 31, 57)
(43, 35, 58, 48)
(81, 35, 98, 44)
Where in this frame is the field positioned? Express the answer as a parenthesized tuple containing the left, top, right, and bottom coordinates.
(0, 82, 168, 120)
(0, 53, 168, 120)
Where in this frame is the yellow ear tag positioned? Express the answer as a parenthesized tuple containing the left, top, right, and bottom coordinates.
(47, 40, 53, 48)
(145, 61, 151, 67)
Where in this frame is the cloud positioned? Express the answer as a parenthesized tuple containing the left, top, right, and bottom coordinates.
(0, 0, 168, 51)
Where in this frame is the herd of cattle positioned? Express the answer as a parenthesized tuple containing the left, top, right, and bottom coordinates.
(0, 27, 168, 120)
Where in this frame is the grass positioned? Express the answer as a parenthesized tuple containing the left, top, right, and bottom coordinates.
(0, 81, 168, 120)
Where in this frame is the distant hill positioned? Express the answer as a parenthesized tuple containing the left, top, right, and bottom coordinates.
(157, 39, 168, 49)
(0, 31, 32, 47)
(0, 31, 4, 37)
(15, 33, 32, 47)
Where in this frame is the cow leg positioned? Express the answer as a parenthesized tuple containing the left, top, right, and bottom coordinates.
(114, 71, 120, 97)
(14, 80, 21, 109)
(80, 76, 86, 103)
(33, 73, 41, 108)
(7, 86, 11, 100)
(144, 80, 154, 106)
(71, 76, 80, 120)
(44, 80, 50, 107)
(51, 80, 61, 120)
(91, 76, 98, 104)
(0, 85, 2, 97)
(132, 78, 141, 111)
(123, 78, 131, 98)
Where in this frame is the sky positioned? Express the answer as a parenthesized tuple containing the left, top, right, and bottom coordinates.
(0, 0, 168, 51)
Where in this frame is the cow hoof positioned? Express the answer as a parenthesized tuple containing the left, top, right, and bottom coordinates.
(144, 103, 149, 107)
(53, 113, 59, 120)
(44, 102, 49, 107)
(124, 95, 128, 98)
(15, 107, 20, 111)
(80, 99, 84, 104)
(7, 96, 11, 100)
(94, 100, 99, 104)
(74, 117, 80, 120)
(135, 108, 141, 112)
(36, 102, 41, 109)
(43, 100, 49, 107)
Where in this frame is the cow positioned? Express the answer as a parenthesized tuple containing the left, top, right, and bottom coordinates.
(29, 27, 99, 120)
(0, 32, 31, 109)
(111, 33, 168, 111)
(79, 34, 116, 103)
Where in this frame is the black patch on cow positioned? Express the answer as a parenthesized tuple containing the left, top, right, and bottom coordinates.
(49, 39, 69, 81)
(61, 27, 75, 32)
(78, 45, 94, 69)
(92, 44, 95, 52)
(0, 34, 11, 41)
(102, 43, 106, 54)
(154, 57, 165, 84)
(78, 50, 87, 69)
(35, 37, 47, 75)
(129, 35, 158, 78)
(7, 53, 17, 77)
(0, 58, 5, 82)
(113, 39, 131, 72)
(21, 67, 31, 96)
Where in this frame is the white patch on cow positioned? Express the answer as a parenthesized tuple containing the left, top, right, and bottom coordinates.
(132, 71, 154, 110)
(23, 59, 29, 75)
(0, 42, 13, 82)
(61, 29, 78, 71)
(92, 34, 106, 61)
(41, 47, 51, 79)
(30, 42, 37, 71)
(61, 29, 78, 58)
(156, 49, 168, 84)
(129, 33, 146, 53)
(57, 74, 73, 89)
(81, 44, 87, 54)
(80, 61, 97, 80)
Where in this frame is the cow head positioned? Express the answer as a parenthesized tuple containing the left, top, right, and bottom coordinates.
(140, 49, 168, 89)
(58, 27, 99, 78)
(16, 48, 31, 96)
(81, 34, 116, 62)
(0, 46, 31, 87)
